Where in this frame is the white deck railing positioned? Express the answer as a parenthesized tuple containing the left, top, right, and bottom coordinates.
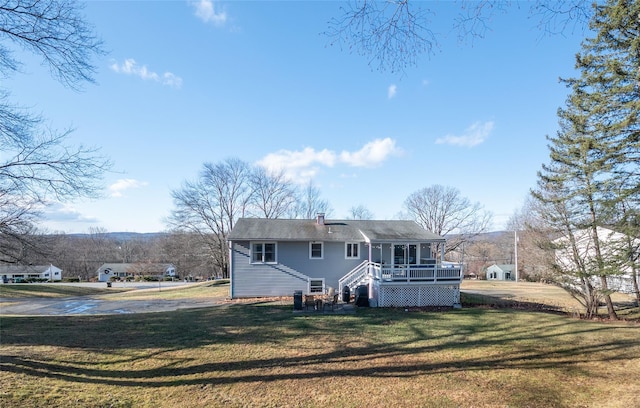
(373, 263, 463, 284)
(339, 262, 463, 291)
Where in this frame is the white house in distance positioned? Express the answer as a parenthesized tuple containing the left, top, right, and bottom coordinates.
(554, 226, 639, 294)
(0, 264, 62, 282)
(227, 214, 464, 307)
(486, 264, 516, 281)
(97, 263, 176, 282)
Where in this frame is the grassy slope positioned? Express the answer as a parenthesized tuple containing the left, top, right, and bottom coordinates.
(1, 303, 639, 407)
(0, 284, 126, 298)
(0, 280, 229, 300)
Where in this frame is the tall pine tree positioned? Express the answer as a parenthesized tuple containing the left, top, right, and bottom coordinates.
(534, 0, 640, 319)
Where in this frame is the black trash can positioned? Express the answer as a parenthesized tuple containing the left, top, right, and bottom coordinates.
(354, 284, 369, 307)
(342, 285, 351, 303)
(293, 290, 303, 310)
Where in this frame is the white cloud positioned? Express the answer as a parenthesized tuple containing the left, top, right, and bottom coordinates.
(257, 138, 402, 182)
(257, 147, 336, 182)
(110, 59, 182, 89)
(192, 0, 227, 26)
(435, 121, 494, 148)
(388, 84, 397, 99)
(109, 179, 149, 198)
(43, 202, 99, 223)
(340, 138, 402, 168)
(162, 72, 183, 88)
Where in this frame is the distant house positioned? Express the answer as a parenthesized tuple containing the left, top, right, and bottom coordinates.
(0, 264, 62, 283)
(485, 264, 515, 281)
(554, 226, 639, 294)
(227, 214, 464, 307)
(97, 263, 176, 282)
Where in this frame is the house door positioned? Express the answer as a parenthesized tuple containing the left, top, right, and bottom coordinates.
(393, 244, 417, 265)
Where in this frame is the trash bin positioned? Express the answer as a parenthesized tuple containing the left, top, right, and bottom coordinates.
(342, 285, 351, 303)
(354, 284, 369, 307)
(293, 290, 303, 310)
(106, 281, 112, 288)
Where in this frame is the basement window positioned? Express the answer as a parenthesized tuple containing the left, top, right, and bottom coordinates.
(309, 279, 324, 294)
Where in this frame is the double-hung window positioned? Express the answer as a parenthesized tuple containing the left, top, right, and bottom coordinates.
(309, 279, 324, 294)
(252, 242, 276, 263)
(309, 242, 323, 259)
(345, 242, 359, 259)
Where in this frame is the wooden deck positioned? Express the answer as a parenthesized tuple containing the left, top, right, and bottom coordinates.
(378, 264, 463, 284)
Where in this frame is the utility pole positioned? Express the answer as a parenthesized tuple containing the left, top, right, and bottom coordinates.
(514, 230, 519, 282)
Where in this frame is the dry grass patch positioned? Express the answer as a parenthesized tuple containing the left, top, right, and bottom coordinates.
(94, 280, 229, 301)
(461, 280, 638, 318)
(0, 284, 125, 299)
(1, 303, 639, 407)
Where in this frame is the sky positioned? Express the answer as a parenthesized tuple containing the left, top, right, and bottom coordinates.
(9, 0, 590, 234)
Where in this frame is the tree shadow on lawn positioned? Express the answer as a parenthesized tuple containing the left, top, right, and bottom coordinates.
(2, 304, 639, 390)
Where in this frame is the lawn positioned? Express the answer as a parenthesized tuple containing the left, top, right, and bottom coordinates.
(92, 280, 230, 301)
(0, 280, 229, 301)
(1, 299, 639, 407)
(461, 280, 640, 320)
(0, 284, 126, 299)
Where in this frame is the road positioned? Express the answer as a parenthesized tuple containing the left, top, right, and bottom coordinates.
(0, 281, 224, 316)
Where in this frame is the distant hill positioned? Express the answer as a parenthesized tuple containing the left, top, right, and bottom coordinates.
(65, 232, 167, 241)
(62, 230, 514, 243)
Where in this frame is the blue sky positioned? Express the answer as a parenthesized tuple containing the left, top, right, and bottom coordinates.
(10, 0, 588, 233)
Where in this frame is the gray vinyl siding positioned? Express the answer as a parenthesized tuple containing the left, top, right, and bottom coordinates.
(230, 240, 365, 298)
(282, 241, 364, 288)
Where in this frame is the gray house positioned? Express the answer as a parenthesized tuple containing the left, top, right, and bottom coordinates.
(227, 214, 463, 307)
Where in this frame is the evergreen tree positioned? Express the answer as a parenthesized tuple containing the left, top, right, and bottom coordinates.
(534, 0, 640, 320)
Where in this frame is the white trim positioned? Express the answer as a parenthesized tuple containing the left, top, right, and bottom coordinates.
(345, 242, 360, 259)
(309, 278, 325, 294)
(309, 241, 324, 260)
(251, 241, 278, 264)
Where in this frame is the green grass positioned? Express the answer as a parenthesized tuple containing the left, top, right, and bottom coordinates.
(1, 303, 639, 407)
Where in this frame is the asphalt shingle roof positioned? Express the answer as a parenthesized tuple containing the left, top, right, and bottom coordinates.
(227, 218, 445, 242)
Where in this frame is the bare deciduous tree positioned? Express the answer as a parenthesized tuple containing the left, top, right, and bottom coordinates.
(249, 167, 297, 219)
(0, 0, 104, 88)
(404, 184, 492, 254)
(506, 196, 556, 283)
(347, 204, 374, 220)
(296, 180, 332, 219)
(325, 0, 593, 74)
(325, 0, 436, 74)
(168, 158, 253, 277)
(0, 0, 109, 262)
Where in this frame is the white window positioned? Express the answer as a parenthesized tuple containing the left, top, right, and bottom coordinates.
(309, 242, 323, 259)
(345, 242, 360, 259)
(252, 242, 277, 263)
(309, 279, 324, 294)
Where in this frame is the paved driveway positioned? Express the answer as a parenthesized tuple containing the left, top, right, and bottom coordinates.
(0, 282, 224, 316)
